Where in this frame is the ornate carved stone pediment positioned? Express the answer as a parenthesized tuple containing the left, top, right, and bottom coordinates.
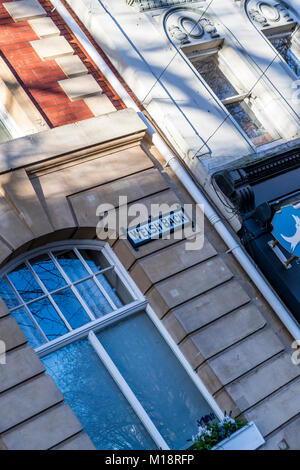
(245, 1, 295, 28)
(126, 0, 199, 12)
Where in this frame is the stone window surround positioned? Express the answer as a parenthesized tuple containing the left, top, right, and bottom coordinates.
(160, 4, 298, 150)
(262, 23, 300, 78)
(0, 239, 223, 450)
(182, 38, 282, 149)
(244, 0, 300, 79)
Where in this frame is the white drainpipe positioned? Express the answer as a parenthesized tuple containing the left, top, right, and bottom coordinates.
(50, 0, 300, 341)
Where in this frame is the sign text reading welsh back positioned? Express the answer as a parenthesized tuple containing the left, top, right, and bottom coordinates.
(127, 209, 190, 249)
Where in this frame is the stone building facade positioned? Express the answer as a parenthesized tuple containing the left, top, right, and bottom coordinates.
(0, 0, 299, 451)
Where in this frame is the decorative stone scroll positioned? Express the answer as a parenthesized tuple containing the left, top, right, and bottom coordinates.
(164, 8, 220, 45)
(126, 0, 199, 12)
(245, 1, 295, 28)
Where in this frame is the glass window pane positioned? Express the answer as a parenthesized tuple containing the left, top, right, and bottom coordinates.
(272, 36, 300, 76)
(79, 249, 110, 274)
(194, 55, 238, 100)
(42, 340, 157, 450)
(28, 298, 68, 340)
(11, 307, 45, 348)
(54, 250, 89, 282)
(52, 288, 91, 329)
(7, 264, 44, 302)
(0, 277, 20, 309)
(225, 101, 274, 146)
(75, 279, 113, 318)
(98, 313, 216, 450)
(96, 270, 133, 307)
(30, 254, 67, 292)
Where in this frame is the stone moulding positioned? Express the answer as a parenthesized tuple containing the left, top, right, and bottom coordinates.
(126, 0, 199, 12)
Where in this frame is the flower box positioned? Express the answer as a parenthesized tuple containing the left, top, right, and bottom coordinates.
(211, 422, 265, 450)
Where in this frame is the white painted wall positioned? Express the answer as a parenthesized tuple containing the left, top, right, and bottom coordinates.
(65, 0, 300, 228)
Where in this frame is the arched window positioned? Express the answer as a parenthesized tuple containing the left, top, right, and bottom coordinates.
(245, 0, 300, 77)
(0, 241, 220, 450)
(165, 7, 281, 147)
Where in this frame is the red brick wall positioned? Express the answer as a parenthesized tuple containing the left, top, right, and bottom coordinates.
(0, 0, 131, 128)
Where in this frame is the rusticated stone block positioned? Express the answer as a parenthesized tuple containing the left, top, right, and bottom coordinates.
(2, 404, 83, 450)
(0, 346, 45, 393)
(148, 257, 233, 317)
(225, 352, 300, 412)
(53, 433, 96, 450)
(0, 316, 27, 352)
(208, 328, 285, 385)
(244, 378, 300, 436)
(130, 237, 217, 293)
(0, 375, 63, 432)
(186, 304, 266, 359)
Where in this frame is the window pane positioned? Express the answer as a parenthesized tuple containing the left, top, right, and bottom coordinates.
(7, 264, 44, 302)
(42, 340, 157, 450)
(96, 270, 132, 307)
(54, 250, 89, 282)
(0, 277, 20, 309)
(11, 308, 45, 348)
(30, 254, 67, 292)
(225, 101, 274, 145)
(79, 249, 110, 274)
(52, 288, 91, 329)
(75, 279, 113, 317)
(272, 36, 300, 76)
(98, 313, 215, 450)
(28, 298, 68, 340)
(194, 55, 238, 100)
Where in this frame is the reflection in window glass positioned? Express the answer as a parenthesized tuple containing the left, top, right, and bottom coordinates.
(194, 56, 238, 100)
(1, 245, 135, 341)
(97, 270, 132, 307)
(75, 279, 113, 317)
(54, 250, 89, 282)
(272, 36, 300, 76)
(98, 313, 215, 450)
(42, 340, 157, 450)
(30, 254, 66, 292)
(194, 53, 277, 146)
(11, 307, 45, 348)
(79, 249, 110, 274)
(7, 264, 43, 302)
(28, 298, 68, 340)
(225, 101, 273, 146)
(52, 289, 91, 329)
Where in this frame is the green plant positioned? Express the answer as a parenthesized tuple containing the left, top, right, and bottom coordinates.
(190, 412, 247, 451)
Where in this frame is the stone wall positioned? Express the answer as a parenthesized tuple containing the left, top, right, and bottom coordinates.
(0, 109, 299, 449)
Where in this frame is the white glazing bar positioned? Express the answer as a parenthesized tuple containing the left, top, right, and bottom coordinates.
(74, 248, 118, 310)
(35, 299, 148, 358)
(25, 260, 72, 332)
(103, 246, 144, 302)
(145, 304, 224, 421)
(5, 274, 48, 343)
(88, 330, 170, 450)
(48, 251, 96, 321)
